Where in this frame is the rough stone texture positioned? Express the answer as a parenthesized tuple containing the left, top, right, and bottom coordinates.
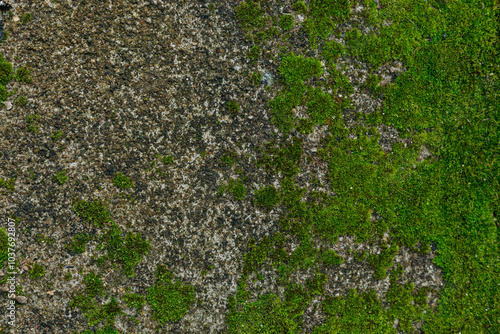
(0, 0, 443, 333)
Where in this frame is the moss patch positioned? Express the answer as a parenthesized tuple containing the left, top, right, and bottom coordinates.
(98, 223, 151, 277)
(146, 265, 195, 325)
(74, 199, 113, 227)
(112, 172, 133, 189)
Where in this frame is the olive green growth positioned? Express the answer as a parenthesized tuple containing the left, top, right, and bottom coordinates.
(279, 15, 294, 31)
(322, 40, 347, 63)
(147, 265, 195, 325)
(21, 13, 31, 25)
(26, 114, 40, 133)
(293, 1, 308, 13)
(220, 151, 238, 166)
(296, 118, 315, 134)
(367, 243, 399, 280)
(305, 273, 327, 295)
(29, 263, 45, 279)
(112, 172, 133, 189)
(248, 45, 262, 60)
(74, 199, 113, 227)
(123, 293, 145, 312)
(52, 170, 68, 185)
(278, 52, 323, 84)
(251, 71, 263, 85)
(0, 178, 15, 192)
(51, 130, 64, 140)
(234, 0, 264, 31)
(361, 74, 382, 95)
(303, 0, 352, 48)
(80, 327, 120, 334)
(15, 95, 27, 106)
(258, 138, 303, 177)
(320, 249, 343, 267)
(85, 271, 104, 297)
(14, 66, 33, 84)
(99, 223, 150, 277)
(87, 297, 122, 327)
(254, 186, 280, 209)
(0, 228, 8, 268)
(0, 60, 13, 85)
(36, 234, 55, 245)
(161, 155, 174, 164)
(226, 100, 240, 114)
(227, 293, 300, 333)
(224, 178, 247, 201)
(70, 273, 122, 327)
(66, 233, 92, 254)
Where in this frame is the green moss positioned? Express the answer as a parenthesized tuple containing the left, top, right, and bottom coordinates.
(66, 233, 92, 254)
(86, 296, 122, 327)
(85, 271, 104, 297)
(242, 233, 289, 276)
(233, 0, 499, 332)
(21, 13, 31, 25)
(227, 178, 247, 201)
(305, 272, 327, 295)
(293, 1, 308, 13)
(248, 45, 262, 60)
(112, 172, 133, 189)
(258, 138, 303, 177)
(29, 263, 45, 279)
(161, 155, 174, 164)
(254, 186, 280, 209)
(220, 150, 238, 166)
(51, 130, 64, 141)
(37, 234, 55, 246)
(14, 66, 33, 84)
(155, 264, 174, 281)
(367, 243, 399, 280)
(0, 228, 8, 268)
(303, 0, 352, 48)
(322, 40, 347, 63)
(278, 52, 323, 85)
(0, 84, 9, 102)
(26, 114, 40, 133)
(320, 249, 343, 267)
(52, 170, 68, 185)
(74, 199, 113, 227)
(70, 293, 94, 314)
(279, 15, 294, 31)
(0, 178, 15, 192)
(99, 223, 150, 277)
(267, 80, 306, 133)
(72, 276, 122, 328)
(80, 327, 121, 334)
(226, 293, 300, 334)
(147, 265, 195, 325)
(123, 293, 145, 312)
(284, 282, 311, 326)
(226, 100, 240, 114)
(235, 0, 264, 31)
(414, 286, 432, 308)
(296, 118, 315, 134)
(251, 70, 262, 85)
(254, 31, 268, 44)
(0, 61, 13, 85)
(315, 289, 393, 333)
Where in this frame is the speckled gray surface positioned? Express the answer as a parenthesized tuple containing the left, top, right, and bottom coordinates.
(0, 0, 442, 333)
